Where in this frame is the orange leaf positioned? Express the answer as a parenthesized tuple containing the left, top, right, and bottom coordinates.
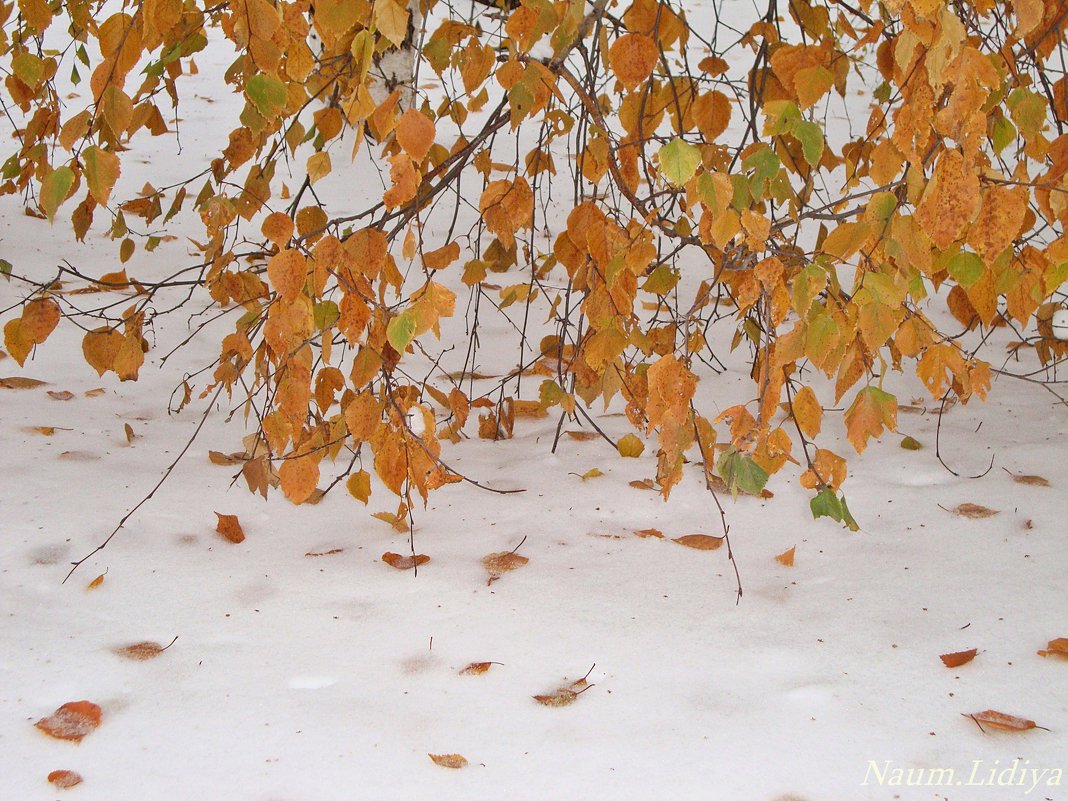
(47, 390, 75, 401)
(0, 375, 47, 389)
(279, 455, 320, 504)
(966, 710, 1037, 731)
(115, 640, 173, 660)
(952, 503, 998, 519)
(382, 552, 430, 570)
(396, 109, 436, 162)
(916, 149, 980, 250)
(673, 534, 723, 550)
(215, 512, 246, 543)
(939, 648, 977, 668)
(844, 386, 897, 453)
(86, 572, 105, 590)
(1012, 474, 1050, 487)
(629, 479, 656, 491)
(428, 753, 468, 769)
(261, 212, 294, 247)
(774, 545, 796, 566)
(266, 249, 307, 304)
(608, 33, 658, 91)
(21, 297, 61, 344)
(35, 701, 102, 742)
(633, 527, 664, 538)
(383, 153, 419, 209)
(47, 770, 83, 788)
(564, 430, 599, 441)
(208, 450, 244, 465)
(1037, 638, 1068, 658)
(482, 550, 529, 580)
(791, 385, 822, 438)
(459, 661, 495, 675)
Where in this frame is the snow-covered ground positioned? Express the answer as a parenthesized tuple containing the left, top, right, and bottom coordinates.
(2, 3, 1068, 800)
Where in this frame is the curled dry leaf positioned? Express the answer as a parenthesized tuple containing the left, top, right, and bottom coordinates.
(629, 478, 656, 490)
(482, 551, 529, 581)
(673, 534, 724, 551)
(633, 527, 664, 539)
(114, 638, 175, 661)
(208, 450, 244, 465)
(124, 422, 135, 443)
(381, 552, 430, 570)
(305, 548, 344, 557)
(966, 710, 1037, 731)
(774, 546, 796, 566)
(1012, 474, 1051, 487)
(1037, 638, 1068, 658)
(428, 753, 468, 769)
(86, 572, 105, 590)
(953, 503, 999, 519)
(47, 390, 75, 401)
(939, 648, 977, 668)
(215, 512, 245, 543)
(534, 688, 577, 707)
(564, 430, 599, 441)
(47, 770, 83, 788)
(84, 387, 105, 397)
(459, 661, 495, 675)
(0, 375, 47, 389)
(35, 701, 102, 742)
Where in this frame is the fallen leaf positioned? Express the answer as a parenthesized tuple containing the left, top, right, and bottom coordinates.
(953, 503, 999, 519)
(1037, 638, 1068, 658)
(534, 688, 577, 707)
(86, 572, 105, 590)
(59, 450, 99, 461)
(482, 550, 529, 581)
(966, 710, 1037, 731)
(1012, 474, 1050, 487)
(900, 435, 923, 450)
(673, 534, 724, 550)
(0, 376, 47, 389)
(115, 639, 174, 660)
(564, 430, 599, 441)
(459, 661, 496, 675)
(215, 512, 245, 543)
(208, 450, 244, 465)
(774, 545, 796, 566)
(47, 390, 75, 401)
(428, 753, 468, 769)
(381, 552, 430, 570)
(305, 548, 344, 557)
(84, 387, 106, 397)
(633, 528, 664, 539)
(28, 426, 56, 435)
(940, 648, 977, 668)
(629, 478, 656, 490)
(47, 770, 83, 788)
(579, 468, 603, 480)
(124, 423, 135, 443)
(35, 701, 102, 742)
(372, 511, 410, 532)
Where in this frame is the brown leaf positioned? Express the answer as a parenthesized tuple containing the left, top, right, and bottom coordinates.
(35, 701, 102, 742)
(124, 422, 135, 443)
(939, 648, 977, 668)
(633, 528, 664, 539)
(115, 640, 171, 661)
(428, 753, 468, 769)
(215, 512, 245, 543)
(533, 688, 578, 707)
(564, 430, 599, 441)
(305, 548, 344, 557)
(84, 387, 106, 397)
(47, 390, 75, 401)
(774, 545, 796, 566)
(629, 478, 656, 490)
(1037, 638, 1068, 658)
(47, 770, 83, 788)
(953, 503, 999, 519)
(208, 450, 244, 465)
(381, 552, 430, 570)
(1012, 474, 1051, 487)
(0, 375, 47, 389)
(966, 710, 1037, 731)
(482, 551, 529, 580)
(459, 661, 495, 675)
(673, 534, 723, 551)
(28, 426, 56, 436)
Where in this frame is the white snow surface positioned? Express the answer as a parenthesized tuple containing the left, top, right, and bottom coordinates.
(2, 8, 1068, 801)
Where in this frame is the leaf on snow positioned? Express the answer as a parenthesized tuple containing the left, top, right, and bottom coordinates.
(35, 701, 102, 742)
(215, 512, 246, 543)
(1037, 638, 1068, 658)
(965, 710, 1037, 732)
(86, 572, 105, 590)
(47, 770, 83, 788)
(482, 551, 528, 581)
(47, 390, 75, 401)
(774, 545, 796, 566)
(0, 375, 48, 389)
(114, 639, 174, 661)
(1012, 474, 1050, 487)
(382, 552, 430, 570)
(952, 503, 999, 519)
(633, 528, 664, 539)
(673, 534, 723, 550)
(564, 430, 599, 441)
(459, 661, 497, 675)
(305, 548, 344, 557)
(629, 479, 656, 490)
(428, 753, 468, 769)
(533, 688, 578, 707)
(939, 648, 977, 668)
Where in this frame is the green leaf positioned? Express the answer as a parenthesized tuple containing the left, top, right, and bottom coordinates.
(386, 309, 418, 352)
(0, 258, 11, 280)
(508, 81, 534, 127)
(40, 166, 74, 223)
(642, 264, 680, 295)
(762, 100, 800, 136)
(246, 74, 287, 118)
(658, 138, 702, 186)
(991, 115, 1016, 154)
(716, 447, 769, 499)
(840, 494, 859, 531)
(314, 300, 340, 331)
(793, 120, 824, 167)
(900, 435, 922, 450)
(947, 251, 983, 289)
(742, 145, 780, 184)
(810, 487, 843, 522)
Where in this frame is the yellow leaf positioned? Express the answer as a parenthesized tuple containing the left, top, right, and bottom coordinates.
(279, 455, 319, 504)
(608, 33, 658, 91)
(306, 151, 331, 184)
(346, 469, 371, 503)
(428, 753, 468, 769)
(396, 109, 436, 162)
(261, 212, 294, 246)
(267, 249, 307, 304)
(616, 433, 645, 457)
